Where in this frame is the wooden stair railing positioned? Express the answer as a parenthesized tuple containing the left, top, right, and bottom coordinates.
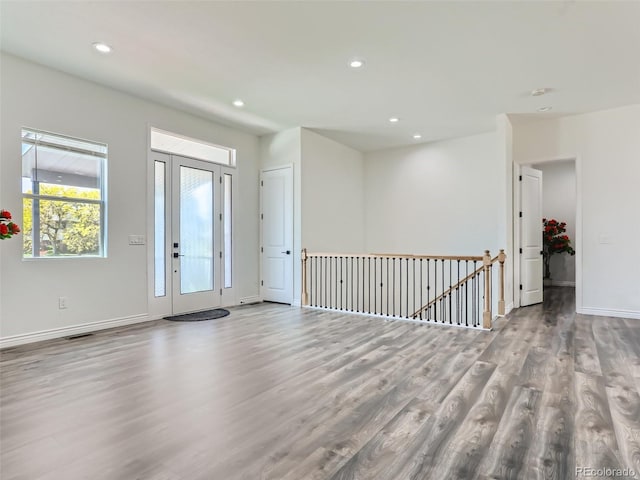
(301, 249, 506, 330)
(411, 263, 484, 319)
(410, 249, 506, 328)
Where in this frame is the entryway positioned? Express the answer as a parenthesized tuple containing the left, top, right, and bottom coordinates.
(516, 158, 579, 311)
(149, 128, 236, 316)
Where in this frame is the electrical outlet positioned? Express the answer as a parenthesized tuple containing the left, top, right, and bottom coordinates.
(59, 297, 68, 309)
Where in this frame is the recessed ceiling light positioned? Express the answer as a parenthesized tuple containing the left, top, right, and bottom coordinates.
(92, 42, 112, 54)
(531, 88, 547, 97)
(232, 99, 245, 107)
(349, 58, 365, 69)
(389, 117, 400, 123)
(537, 106, 552, 112)
(413, 134, 422, 139)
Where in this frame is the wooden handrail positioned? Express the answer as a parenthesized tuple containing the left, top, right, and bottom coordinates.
(305, 252, 484, 262)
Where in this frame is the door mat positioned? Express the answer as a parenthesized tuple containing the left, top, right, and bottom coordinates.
(164, 308, 230, 322)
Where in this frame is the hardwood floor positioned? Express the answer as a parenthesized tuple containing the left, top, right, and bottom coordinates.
(1, 287, 639, 479)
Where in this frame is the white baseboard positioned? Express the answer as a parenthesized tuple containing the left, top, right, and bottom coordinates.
(577, 307, 640, 320)
(551, 280, 576, 287)
(503, 303, 514, 316)
(238, 295, 261, 305)
(292, 299, 302, 307)
(0, 313, 150, 349)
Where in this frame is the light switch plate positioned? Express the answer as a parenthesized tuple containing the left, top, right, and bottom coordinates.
(598, 234, 612, 244)
(128, 235, 146, 245)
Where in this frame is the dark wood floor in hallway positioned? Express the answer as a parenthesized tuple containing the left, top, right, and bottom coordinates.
(1, 287, 639, 480)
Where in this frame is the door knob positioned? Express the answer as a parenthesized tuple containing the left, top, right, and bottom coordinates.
(281, 250, 291, 255)
(173, 253, 185, 258)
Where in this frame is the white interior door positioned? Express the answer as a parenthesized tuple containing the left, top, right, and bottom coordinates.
(172, 156, 221, 313)
(520, 166, 543, 306)
(261, 166, 293, 304)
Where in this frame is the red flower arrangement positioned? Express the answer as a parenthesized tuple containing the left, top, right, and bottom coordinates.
(542, 218, 575, 279)
(0, 210, 21, 240)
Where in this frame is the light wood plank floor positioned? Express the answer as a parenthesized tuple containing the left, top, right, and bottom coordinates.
(1, 287, 639, 479)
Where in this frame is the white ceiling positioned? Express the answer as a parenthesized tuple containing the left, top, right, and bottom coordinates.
(1, 1, 639, 152)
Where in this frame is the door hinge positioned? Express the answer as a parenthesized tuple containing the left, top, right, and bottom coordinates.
(519, 284, 523, 290)
(519, 211, 523, 218)
(540, 250, 543, 255)
(261, 213, 263, 220)
(219, 251, 222, 258)
(219, 213, 222, 221)
(220, 176, 222, 184)
(220, 289, 222, 295)
(519, 175, 522, 181)
(261, 280, 264, 286)
(261, 246, 263, 253)
(519, 248, 522, 254)
(261, 180, 263, 186)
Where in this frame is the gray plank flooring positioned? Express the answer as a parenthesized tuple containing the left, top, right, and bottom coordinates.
(1, 287, 639, 479)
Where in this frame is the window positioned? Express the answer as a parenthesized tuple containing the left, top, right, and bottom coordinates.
(223, 172, 233, 288)
(154, 160, 166, 296)
(150, 127, 235, 166)
(21, 128, 107, 258)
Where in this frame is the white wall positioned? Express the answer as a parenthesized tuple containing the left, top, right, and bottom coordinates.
(497, 115, 514, 312)
(513, 105, 640, 318)
(258, 128, 365, 305)
(0, 53, 261, 341)
(364, 132, 504, 256)
(259, 128, 302, 305)
(533, 160, 577, 285)
(301, 128, 364, 253)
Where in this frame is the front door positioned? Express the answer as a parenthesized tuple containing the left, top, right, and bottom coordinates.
(171, 156, 221, 314)
(520, 165, 543, 306)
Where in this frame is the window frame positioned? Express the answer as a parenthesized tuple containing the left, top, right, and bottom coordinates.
(149, 127, 236, 167)
(21, 127, 108, 259)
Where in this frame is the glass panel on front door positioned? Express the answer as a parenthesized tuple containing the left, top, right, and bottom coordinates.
(179, 166, 214, 294)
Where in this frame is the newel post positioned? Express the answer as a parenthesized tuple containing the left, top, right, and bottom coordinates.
(483, 250, 492, 329)
(301, 248, 308, 306)
(498, 249, 506, 316)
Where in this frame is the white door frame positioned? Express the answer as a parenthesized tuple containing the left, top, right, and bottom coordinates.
(513, 156, 582, 312)
(147, 151, 236, 318)
(260, 165, 294, 304)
